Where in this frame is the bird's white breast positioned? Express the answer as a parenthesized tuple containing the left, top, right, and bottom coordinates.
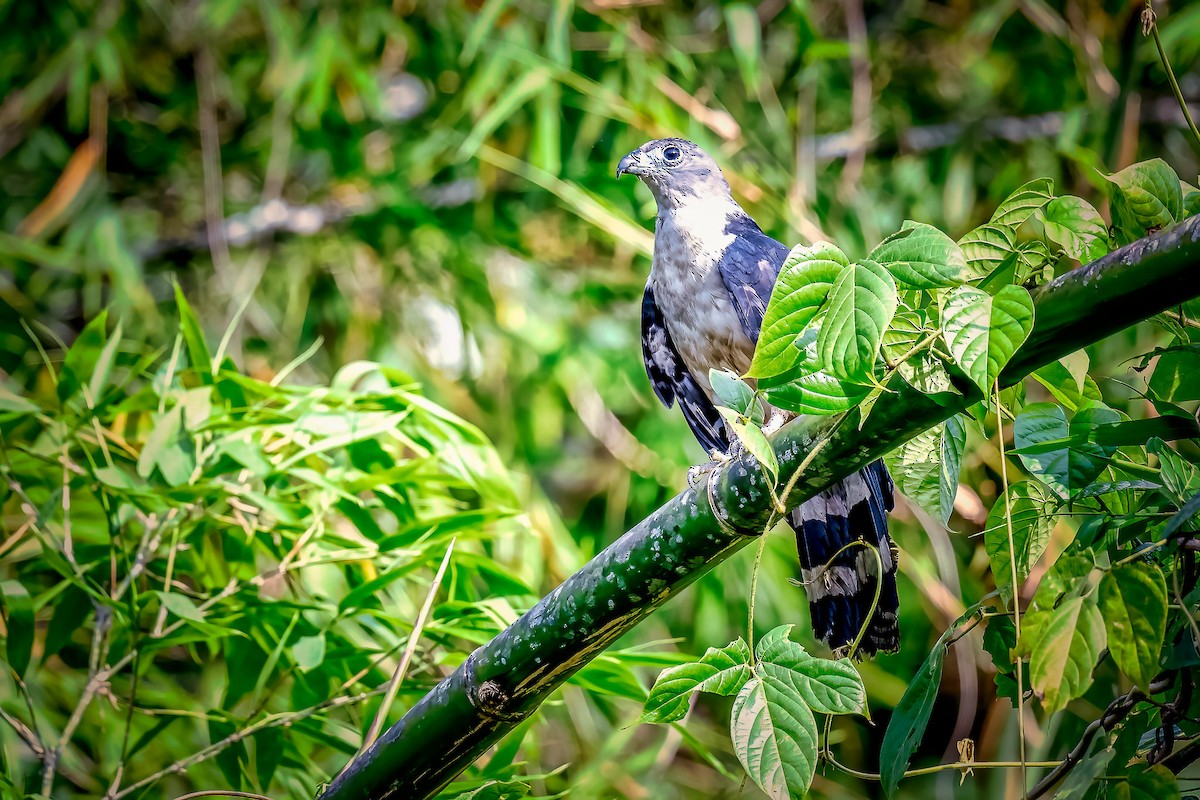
(650, 201, 756, 401)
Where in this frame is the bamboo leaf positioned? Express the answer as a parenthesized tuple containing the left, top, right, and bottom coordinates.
(880, 641, 945, 797)
(0, 580, 34, 679)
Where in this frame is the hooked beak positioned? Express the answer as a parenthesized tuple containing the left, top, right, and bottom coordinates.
(616, 150, 645, 178)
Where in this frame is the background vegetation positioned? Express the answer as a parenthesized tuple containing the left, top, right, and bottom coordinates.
(2, 0, 1199, 798)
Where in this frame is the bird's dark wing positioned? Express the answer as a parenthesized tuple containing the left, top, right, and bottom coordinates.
(716, 214, 790, 342)
(641, 282, 728, 454)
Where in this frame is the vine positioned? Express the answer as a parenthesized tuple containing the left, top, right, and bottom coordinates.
(640, 157, 1200, 798)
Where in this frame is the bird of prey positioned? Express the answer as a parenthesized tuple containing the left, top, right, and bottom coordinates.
(617, 138, 899, 657)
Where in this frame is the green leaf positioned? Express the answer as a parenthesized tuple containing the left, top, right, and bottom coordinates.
(880, 641, 945, 797)
(1013, 401, 1121, 496)
(1028, 596, 1105, 714)
(755, 625, 867, 716)
(764, 371, 870, 416)
(1110, 765, 1181, 800)
(959, 223, 1015, 275)
(175, 284, 213, 380)
(718, 408, 778, 486)
(1039, 196, 1109, 263)
(749, 243, 845, 379)
(1030, 352, 1094, 411)
(816, 260, 897, 383)
(254, 727, 284, 791)
(0, 580, 34, 679)
(881, 310, 954, 395)
(58, 311, 108, 403)
(984, 479, 1057, 590)
(884, 415, 965, 523)
(159, 591, 206, 622)
(1099, 562, 1167, 688)
(1149, 347, 1200, 402)
(447, 780, 532, 800)
(868, 222, 968, 289)
(730, 675, 818, 800)
(939, 284, 1035, 393)
(1053, 734, 1116, 799)
(710, 369, 763, 424)
(989, 177, 1054, 230)
(1106, 159, 1183, 244)
(763, 320, 870, 415)
(292, 634, 326, 672)
(641, 639, 752, 723)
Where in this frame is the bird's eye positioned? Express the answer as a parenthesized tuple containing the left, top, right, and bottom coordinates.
(662, 145, 682, 165)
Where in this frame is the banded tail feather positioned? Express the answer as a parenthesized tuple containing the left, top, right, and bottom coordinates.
(789, 459, 900, 658)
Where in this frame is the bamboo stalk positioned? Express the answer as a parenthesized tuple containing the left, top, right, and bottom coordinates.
(319, 214, 1200, 800)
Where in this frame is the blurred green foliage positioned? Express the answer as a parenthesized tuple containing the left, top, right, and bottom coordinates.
(2, 0, 1199, 798)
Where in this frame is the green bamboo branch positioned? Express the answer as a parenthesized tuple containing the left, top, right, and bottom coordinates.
(319, 214, 1200, 800)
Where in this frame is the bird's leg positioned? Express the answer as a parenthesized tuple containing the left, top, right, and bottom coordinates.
(686, 440, 746, 487)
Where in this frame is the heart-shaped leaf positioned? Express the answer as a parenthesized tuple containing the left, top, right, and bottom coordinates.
(641, 639, 752, 723)
(730, 675, 818, 799)
(749, 243, 847, 379)
(940, 284, 1034, 393)
(959, 223, 1016, 275)
(755, 625, 866, 716)
(989, 177, 1054, 230)
(816, 259, 898, 383)
(869, 221, 968, 289)
(1106, 158, 1182, 244)
(1027, 595, 1105, 714)
(1039, 196, 1110, 263)
(1012, 401, 1122, 497)
(884, 414, 966, 523)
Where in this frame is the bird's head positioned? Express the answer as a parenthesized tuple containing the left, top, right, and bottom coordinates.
(616, 138, 732, 209)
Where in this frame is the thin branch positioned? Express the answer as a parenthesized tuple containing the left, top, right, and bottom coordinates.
(358, 538, 456, 754)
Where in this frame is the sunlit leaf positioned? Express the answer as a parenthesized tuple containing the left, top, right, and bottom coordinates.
(642, 639, 752, 723)
(730, 675, 818, 799)
(989, 177, 1054, 230)
(1028, 596, 1105, 714)
(1039, 196, 1109, 263)
(755, 625, 866, 716)
(884, 414, 965, 523)
(869, 222, 968, 289)
(749, 243, 845, 380)
(1106, 159, 1183, 244)
(816, 259, 897, 383)
(940, 284, 1035, 393)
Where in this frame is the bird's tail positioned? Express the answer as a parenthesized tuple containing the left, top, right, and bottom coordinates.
(788, 460, 899, 658)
